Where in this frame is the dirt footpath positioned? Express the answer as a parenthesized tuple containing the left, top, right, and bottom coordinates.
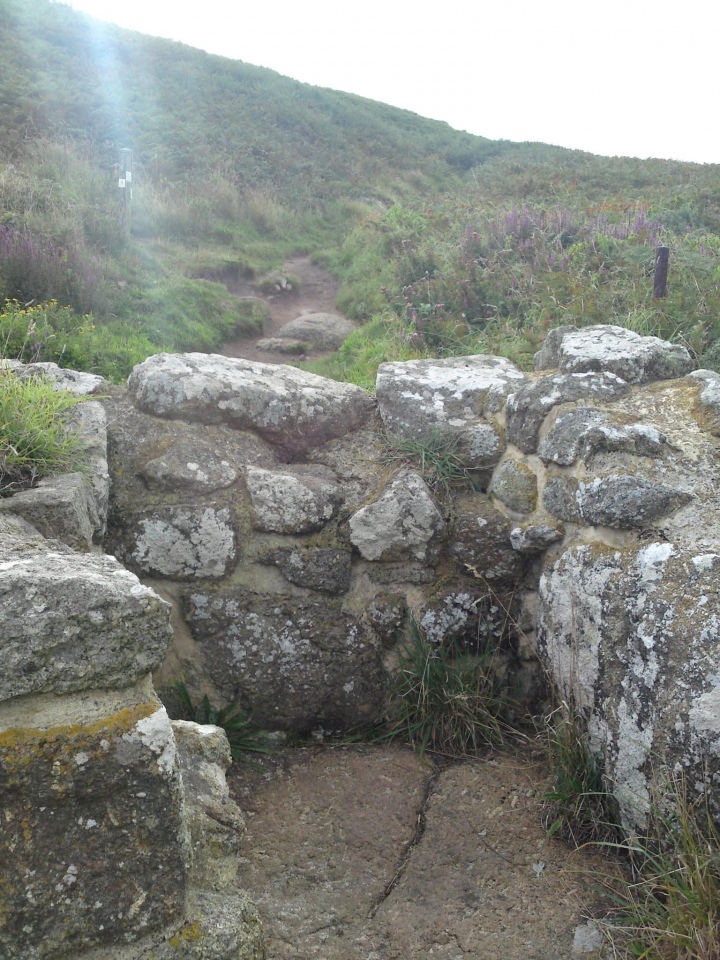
(220, 255, 342, 364)
(228, 745, 612, 960)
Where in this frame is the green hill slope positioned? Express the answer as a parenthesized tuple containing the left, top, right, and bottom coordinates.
(1, 0, 719, 383)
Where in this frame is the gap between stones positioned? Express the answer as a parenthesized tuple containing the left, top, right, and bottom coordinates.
(366, 765, 441, 919)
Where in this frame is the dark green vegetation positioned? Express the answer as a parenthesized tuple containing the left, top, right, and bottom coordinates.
(4, 1, 719, 383)
(0, 369, 87, 494)
(173, 681, 274, 766)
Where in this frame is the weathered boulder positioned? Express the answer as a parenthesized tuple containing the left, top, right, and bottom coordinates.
(509, 522, 564, 554)
(140, 439, 240, 492)
(449, 494, 525, 585)
(183, 589, 386, 732)
(538, 541, 720, 831)
(577, 475, 691, 528)
(0, 538, 172, 701)
(274, 312, 355, 349)
(505, 371, 630, 454)
(348, 469, 445, 562)
(376, 355, 524, 471)
(127, 353, 374, 455)
(263, 547, 352, 594)
(489, 458, 538, 514)
(542, 474, 691, 529)
(534, 324, 694, 383)
(246, 465, 342, 533)
(17, 360, 108, 396)
(0, 472, 103, 551)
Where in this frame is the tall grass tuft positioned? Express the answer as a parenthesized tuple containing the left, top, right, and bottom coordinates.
(601, 774, 720, 960)
(0, 369, 86, 494)
(386, 619, 509, 758)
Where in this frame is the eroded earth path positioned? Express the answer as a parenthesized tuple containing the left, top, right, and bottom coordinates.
(220, 255, 344, 364)
(228, 745, 612, 960)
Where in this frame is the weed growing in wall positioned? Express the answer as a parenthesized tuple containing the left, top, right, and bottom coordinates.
(0, 370, 87, 494)
(174, 682, 274, 767)
(385, 619, 509, 758)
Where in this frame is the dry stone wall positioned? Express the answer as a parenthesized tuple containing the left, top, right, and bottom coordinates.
(4, 323, 720, 954)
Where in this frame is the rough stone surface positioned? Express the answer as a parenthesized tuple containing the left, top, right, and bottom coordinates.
(506, 371, 630, 454)
(538, 541, 720, 831)
(534, 324, 694, 383)
(0, 685, 187, 959)
(450, 494, 526, 585)
(0, 471, 102, 550)
(510, 522, 565, 553)
(228, 747, 612, 960)
(578, 475, 692, 529)
(489, 458, 538, 513)
(538, 408, 667, 466)
(376, 355, 524, 469)
(366, 594, 406, 646)
(349, 469, 445, 562)
(127, 352, 373, 455)
(687, 368, 720, 432)
(128, 506, 236, 579)
(542, 477, 583, 523)
(140, 440, 240, 492)
(0, 539, 172, 701)
(264, 547, 352, 594)
(171, 721, 245, 892)
(18, 360, 108, 396)
(184, 589, 386, 732)
(275, 312, 355, 349)
(255, 336, 307, 354)
(246, 465, 342, 533)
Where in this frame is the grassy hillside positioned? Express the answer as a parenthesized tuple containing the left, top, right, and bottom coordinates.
(1, 0, 719, 384)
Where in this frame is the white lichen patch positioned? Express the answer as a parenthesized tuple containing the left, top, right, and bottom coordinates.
(125, 707, 178, 779)
(131, 507, 235, 579)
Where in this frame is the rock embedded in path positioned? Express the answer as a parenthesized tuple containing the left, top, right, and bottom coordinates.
(275, 312, 356, 349)
(127, 352, 374, 455)
(534, 323, 694, 383)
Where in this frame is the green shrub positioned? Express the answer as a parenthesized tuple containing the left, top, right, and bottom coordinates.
(381, 429, 483, 499)
(0, 369, 86, 494)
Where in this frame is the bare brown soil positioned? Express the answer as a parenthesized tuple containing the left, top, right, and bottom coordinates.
(228, 744, 616, 960)
(220, 255, 343, 364)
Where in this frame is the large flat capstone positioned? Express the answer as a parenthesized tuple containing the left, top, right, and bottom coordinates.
(534, 324, 694, 384)
(376, 355, 524, 469)
(127, 353, 374, 455)
(0, 538, 172, 701)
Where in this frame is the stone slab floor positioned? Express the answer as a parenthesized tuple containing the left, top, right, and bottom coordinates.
(228, 745, 614, 960)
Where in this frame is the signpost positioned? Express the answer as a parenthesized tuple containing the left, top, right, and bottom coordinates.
(119, 147, 133, 240)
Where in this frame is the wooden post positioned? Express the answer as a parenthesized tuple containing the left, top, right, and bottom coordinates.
(119, 147, 133, 240)
(653, 246, 669, 299)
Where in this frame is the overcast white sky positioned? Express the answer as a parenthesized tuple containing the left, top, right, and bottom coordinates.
(64, 0, 719, 164)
